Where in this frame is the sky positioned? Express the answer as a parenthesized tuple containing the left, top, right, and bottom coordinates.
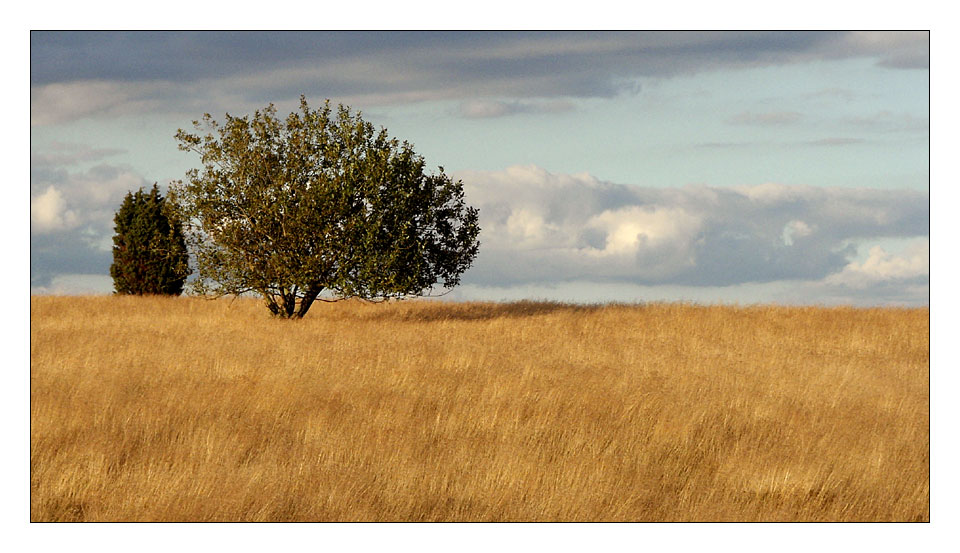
(29, 30, 930, 306)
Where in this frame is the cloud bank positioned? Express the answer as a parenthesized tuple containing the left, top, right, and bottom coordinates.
(455, 165, 928, 304)
(29, 160, 928, 305)
(30, 31, 929, 125)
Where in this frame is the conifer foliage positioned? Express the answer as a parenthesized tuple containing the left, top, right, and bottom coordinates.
(110, 184, 190, 295)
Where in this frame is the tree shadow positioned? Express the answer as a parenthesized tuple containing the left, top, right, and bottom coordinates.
(363, 300, 605, 322)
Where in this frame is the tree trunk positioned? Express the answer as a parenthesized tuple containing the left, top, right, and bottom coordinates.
(265, 296, 281, 316)
(283, 293, 296, 318)
(295, 286, 322, 319)
(262, 287, 322, 319)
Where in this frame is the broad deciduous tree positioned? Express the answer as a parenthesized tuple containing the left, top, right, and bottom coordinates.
(172, 96, 480, 318)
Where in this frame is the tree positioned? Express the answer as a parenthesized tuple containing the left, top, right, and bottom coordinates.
(110, 183, 190, 295)
(172, 96, 480, 318)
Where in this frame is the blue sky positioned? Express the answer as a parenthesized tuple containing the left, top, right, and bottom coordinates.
(29, 30, 930, 305)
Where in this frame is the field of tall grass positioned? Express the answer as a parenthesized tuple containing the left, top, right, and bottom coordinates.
(30, 295, 928, 521)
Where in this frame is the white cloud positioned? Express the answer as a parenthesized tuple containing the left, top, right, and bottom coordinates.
(505, 209, 553, 245)
(782, 220, 814, 246)
(586, 206, 700, 255)
(31, 186, 78, 232)
(825, 239, 929, 290)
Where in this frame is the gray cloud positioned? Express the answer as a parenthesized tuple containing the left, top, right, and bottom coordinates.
(31, 232, 114, 291)
(804, 137, 865, 146)
(777, 239, 929, 306)
(695, 136, 878, 150)
(30, 163, 150, 229)
(30, 141, 126, 166)
(831, 31, 930, 70)
(30, 31, 929, 126)
(30, 155, 154, 292)
(457, 99, 576, 119)
(695, 141, 754, 150)
(455, 166, 928, 300)
(843, 110, 929, 134)
(728, 110, 803, 126)
(29, 31, 433, 85)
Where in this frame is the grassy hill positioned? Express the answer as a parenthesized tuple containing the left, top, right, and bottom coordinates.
(30, 295, 929, 521)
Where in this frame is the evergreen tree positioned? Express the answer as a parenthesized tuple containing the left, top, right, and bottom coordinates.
(110, 183, 190, 295)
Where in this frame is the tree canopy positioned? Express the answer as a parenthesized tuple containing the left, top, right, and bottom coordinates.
(172, 96, 480, 318)
(110, 183, 190, 295)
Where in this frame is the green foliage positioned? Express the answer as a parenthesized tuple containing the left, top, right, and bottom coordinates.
(172, 96, 480, 318)
(110, 183, 190, 295)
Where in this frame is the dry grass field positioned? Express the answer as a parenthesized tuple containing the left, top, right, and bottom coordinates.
(30, 295, 928, 522)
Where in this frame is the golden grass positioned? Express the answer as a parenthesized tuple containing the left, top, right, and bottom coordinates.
(30, 295, 928, 521)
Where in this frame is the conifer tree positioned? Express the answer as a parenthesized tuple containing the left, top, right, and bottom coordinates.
(110, 183, 190, 295)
